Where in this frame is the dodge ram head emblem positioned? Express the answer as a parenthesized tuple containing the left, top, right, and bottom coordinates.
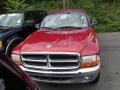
(47, 45, 52, 48)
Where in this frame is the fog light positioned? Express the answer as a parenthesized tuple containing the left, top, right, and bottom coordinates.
(84, 76, 91, 80)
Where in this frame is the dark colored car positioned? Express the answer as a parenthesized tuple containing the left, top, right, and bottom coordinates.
(0, 52, 40, 90)
(0, 10, 47, 56)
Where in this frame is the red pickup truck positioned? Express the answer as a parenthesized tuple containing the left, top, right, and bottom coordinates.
(12, 9, 100, 84)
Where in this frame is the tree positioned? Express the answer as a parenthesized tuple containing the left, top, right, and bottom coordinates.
(5, 0, 31, 12)
(0, 0, 6, 13)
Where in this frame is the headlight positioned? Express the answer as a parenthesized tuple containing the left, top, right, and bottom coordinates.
(11, 54, 23, 65)
(0, 41, 3, 48)
(80, 55, 100, 68)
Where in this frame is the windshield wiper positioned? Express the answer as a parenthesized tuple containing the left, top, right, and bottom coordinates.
(41, 27, 55, 29)
(54, 26, 83, 29)
(40, 26, 83, 32)
(40, 27, 59, 31)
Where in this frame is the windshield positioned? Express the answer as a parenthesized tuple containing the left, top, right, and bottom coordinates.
(0, 13, 23, 27)
(41, 12, 88, 29)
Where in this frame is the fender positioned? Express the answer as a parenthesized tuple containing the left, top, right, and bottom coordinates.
(5, 37, 23, 54)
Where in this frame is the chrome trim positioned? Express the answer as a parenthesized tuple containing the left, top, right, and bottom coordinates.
(21, 52, 80, 70)
(5, 37, 23, 54)
(21, 56, 47, 62)
(21, 52, 80, 56)
(47, 55, 51, 67)
(23, 64, 79, 70)
(22, 59, 47, 63)
(20, 64, 100, 74)
(50, 60, 78, 63)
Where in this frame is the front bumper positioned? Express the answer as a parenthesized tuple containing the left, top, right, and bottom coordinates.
(20, 64, 100, 84)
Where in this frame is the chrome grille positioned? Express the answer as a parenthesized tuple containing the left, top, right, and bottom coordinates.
(22, 55, 47, 67)
(21, 53, 80, 70)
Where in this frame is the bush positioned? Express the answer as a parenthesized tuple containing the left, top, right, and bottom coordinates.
(5, 0, 32, 12)
(2, 0, 120, 32)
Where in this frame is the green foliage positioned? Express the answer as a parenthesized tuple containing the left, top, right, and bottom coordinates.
(0, 0, 6, 13)
(27, 0, 63, 11)
(5, 0, 32, 12)
(68, 0, 120, 32)
(1, 0, 120, 32)
(93, 3, 120, 32)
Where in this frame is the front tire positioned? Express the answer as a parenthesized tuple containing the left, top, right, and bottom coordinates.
(7, 42, 20, 58)
(6, 40, 23, 58)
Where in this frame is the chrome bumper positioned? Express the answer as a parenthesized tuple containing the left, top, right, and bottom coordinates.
(20, 64, 100, 83)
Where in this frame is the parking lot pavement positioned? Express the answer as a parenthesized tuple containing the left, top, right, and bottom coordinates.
(37, 32, 120, 90)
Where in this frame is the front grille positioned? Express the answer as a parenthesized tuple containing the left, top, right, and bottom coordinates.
(22, 54, 47, 67)
(21, 53, 80, 70)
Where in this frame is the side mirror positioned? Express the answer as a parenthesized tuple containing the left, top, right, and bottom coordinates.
(35, 24, 40, 29)
(91, 20, 98, 26)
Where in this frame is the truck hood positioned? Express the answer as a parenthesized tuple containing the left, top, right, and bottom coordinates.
(0, 28, 11, 37)
(17, 27, 99, 56)
(0, 27, 20, 39)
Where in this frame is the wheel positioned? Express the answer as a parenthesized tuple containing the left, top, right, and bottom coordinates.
(7, 41, 21, 58)
(91, 73, 100, 84)
(6, 38, 23, 58)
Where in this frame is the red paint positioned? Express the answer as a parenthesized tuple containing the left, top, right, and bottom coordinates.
(13, 9, 100, 56)
(13, 27, 99, 56)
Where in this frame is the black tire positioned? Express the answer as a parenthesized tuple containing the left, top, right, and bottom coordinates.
(7, 42, 20, 57)
(91, 73, 100, 84)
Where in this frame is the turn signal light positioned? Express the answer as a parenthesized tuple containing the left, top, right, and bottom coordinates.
(80, 55, 100, 68)
(0, 41, 3, 48)
(80, 60, 100, 68)
(11, 54, 23, 65)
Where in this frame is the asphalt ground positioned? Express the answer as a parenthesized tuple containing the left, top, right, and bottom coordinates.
(37, 32, 120, 90)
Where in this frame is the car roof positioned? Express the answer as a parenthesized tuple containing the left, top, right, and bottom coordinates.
(49, 9, 86, 14)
